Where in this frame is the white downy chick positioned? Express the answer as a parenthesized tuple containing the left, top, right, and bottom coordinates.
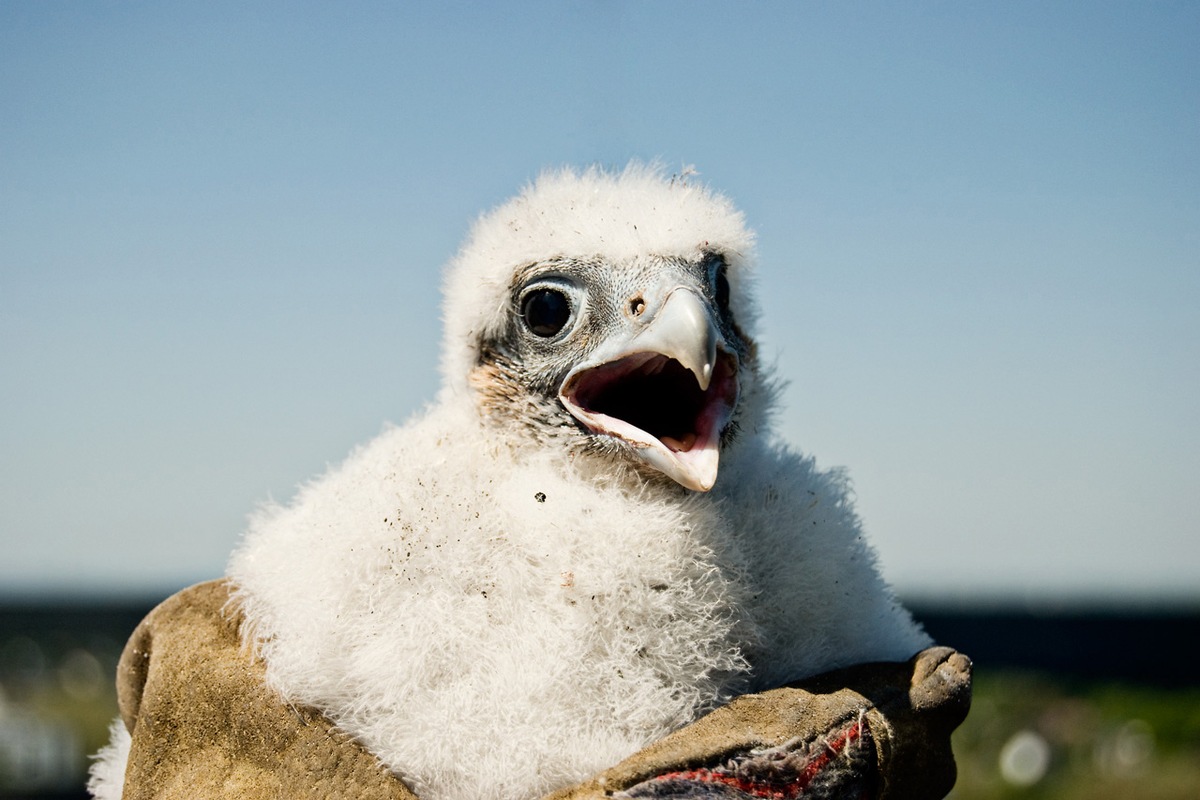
(222, 164, 931, 800)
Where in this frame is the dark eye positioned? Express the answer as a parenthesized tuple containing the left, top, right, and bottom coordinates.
(713, 262, 731, 312)
(521, 288, 572, 337)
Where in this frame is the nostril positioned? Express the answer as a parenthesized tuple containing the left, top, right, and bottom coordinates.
(630, 296, 646, 316)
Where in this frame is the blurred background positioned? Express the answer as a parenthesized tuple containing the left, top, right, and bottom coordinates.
(2, 2, 1197, 797)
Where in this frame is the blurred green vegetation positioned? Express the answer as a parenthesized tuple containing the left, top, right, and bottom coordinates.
(951, 670, 1200, 799)
(0, 633, 122, 793)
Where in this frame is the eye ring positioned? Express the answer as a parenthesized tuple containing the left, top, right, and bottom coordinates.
(520, 286, 574, 338)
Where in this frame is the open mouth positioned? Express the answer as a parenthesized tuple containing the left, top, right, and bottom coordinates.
(558, 349, 739, 491)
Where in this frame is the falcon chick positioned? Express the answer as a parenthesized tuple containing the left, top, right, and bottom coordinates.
(104, 164, 933, 800)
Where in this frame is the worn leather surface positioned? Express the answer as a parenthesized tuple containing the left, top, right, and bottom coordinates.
(118, 580, 416, 799)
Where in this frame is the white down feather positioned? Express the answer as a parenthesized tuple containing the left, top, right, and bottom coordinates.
(230, 392, 754, 798)
(228, 396, 929, 800)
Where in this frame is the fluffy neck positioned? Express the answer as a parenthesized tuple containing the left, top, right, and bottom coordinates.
(228, 399, 760, 800)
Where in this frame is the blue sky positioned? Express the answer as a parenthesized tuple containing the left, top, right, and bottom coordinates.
(2, 2, 1197, 600)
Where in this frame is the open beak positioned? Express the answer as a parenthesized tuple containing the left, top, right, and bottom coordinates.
(558, 288, 739, 491)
